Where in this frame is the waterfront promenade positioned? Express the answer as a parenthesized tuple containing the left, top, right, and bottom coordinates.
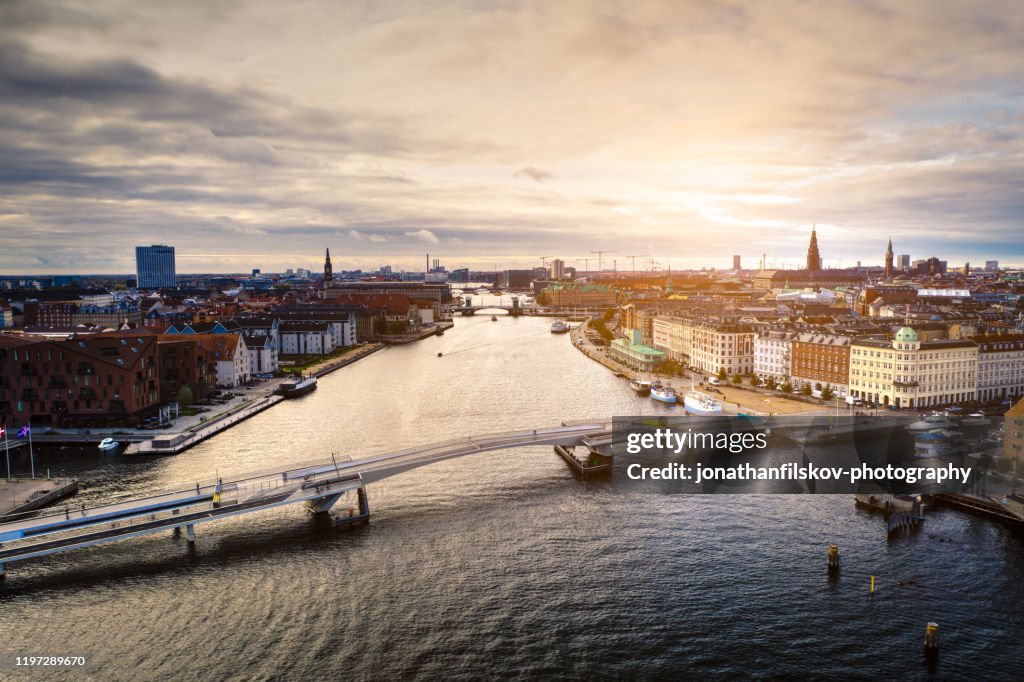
(568, 320, 824, 416)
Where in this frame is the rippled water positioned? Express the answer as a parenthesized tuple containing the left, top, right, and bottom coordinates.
(2, 310, 1023, 680)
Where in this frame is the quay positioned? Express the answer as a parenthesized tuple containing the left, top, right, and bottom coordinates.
(126, 394, 284, 455)
(1, 477, 79, 517)
(0, 421, 612, 580)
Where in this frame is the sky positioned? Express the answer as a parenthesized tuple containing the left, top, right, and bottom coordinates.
(1, 0, 1023, 275)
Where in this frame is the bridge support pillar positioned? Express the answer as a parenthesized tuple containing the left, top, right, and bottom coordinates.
(0, 561, 5, 583)
(336, 483, 370, 529)
(307, 492, 343, 514)
(185, 524, 196, 544)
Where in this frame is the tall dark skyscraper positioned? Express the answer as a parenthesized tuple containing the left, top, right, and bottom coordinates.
(884, 238, 894, 279)
(323, 247, 333, 289)
(806, 226, 822, 271)
(135, 244, 176, 289)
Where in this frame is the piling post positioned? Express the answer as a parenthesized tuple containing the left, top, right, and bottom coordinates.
(924, 622, 940, 655)
(185, 524, 196, 544)
(827, 544, 840, 574)
(0, 561, 5, 583)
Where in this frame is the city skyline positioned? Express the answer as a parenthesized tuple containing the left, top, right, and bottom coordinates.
(3, 1, 1024, 274)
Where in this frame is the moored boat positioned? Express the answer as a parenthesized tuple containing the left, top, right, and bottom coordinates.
(650, 383, 677, 404)
(98, 437, 120, 452)
(278, 374, 318, 398)
(630, 378, 652, 396)
(550, 320, 569, 334)
(906, 413, 955, 432)
(683, 390, 723, 415)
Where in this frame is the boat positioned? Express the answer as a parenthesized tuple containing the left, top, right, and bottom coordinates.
(98, 437, 120, 452)
(683, 390, 723, 416)
(913, 429, 965, 458)
(960, 412, 991, 426)
(491, 315, 498, 321)
(629, 378, 652, 396)
(650, 383, 677, 404)
(550, 320, 570, 334)
(906, 413, 955, 432)
(277, 374, 318, 398)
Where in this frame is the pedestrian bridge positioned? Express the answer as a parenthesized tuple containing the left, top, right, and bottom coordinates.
(0, 421, 612, 579)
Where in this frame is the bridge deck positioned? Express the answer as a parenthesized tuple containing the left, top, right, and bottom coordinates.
(0, 422, 611, 568)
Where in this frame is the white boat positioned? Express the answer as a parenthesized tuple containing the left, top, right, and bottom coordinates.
(98, 437, 120, 451)
(907, 413, 955, 432)
(550, 320, 569, 334)
(960, 412, 991, 426)
(683, 390, 723, 415)
(650, 383, 677, 404)
(630, 378, 652, 396)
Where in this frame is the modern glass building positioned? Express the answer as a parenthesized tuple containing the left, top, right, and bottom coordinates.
(135, 244, 176, 289)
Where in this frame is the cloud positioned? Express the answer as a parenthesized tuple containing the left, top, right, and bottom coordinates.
(404, 229, 439, 244)
(1, 0, 1024, 272)
(515, 166, 553, 182)
(348, 230, 390, 243)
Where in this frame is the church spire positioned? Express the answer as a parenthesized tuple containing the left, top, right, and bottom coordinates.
(806, 225, 821, 271)
(884, 238, 894, 279)
(323, 247, 333, 289)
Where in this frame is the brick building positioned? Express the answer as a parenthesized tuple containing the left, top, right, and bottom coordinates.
(0, 330, 160, 428)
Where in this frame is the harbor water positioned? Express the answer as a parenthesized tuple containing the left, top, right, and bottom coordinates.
(1, 309, 1023, 679)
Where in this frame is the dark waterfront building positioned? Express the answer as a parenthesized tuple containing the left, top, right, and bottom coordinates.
(0, 330, 160, 428)
(135, 244, 176, 289)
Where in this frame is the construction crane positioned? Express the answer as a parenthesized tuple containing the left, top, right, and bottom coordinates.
(539, 256, 552, 269)
(578, 257, 591, 275)
(591, 250, 615, 272)
(625, 255, 649, 273)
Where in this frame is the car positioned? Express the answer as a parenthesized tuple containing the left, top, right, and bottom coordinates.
(707, 377, 722, 386)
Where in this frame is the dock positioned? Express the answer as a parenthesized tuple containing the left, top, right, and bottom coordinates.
(125, 394, 284, 455)
(553, 442, 613, 478)
(1, 477, 79, 517)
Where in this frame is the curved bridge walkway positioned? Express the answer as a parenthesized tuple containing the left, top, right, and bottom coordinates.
(0, 421, 611, 579)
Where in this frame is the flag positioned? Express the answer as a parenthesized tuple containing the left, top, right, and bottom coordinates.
(18, 425, 30, 439)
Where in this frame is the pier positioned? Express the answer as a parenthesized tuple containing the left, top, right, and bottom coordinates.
(0, 421, 612, 579)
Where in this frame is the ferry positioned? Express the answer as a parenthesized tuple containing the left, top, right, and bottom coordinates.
(550, 320, 570, 334)
(629, 378, 652, 396)
(98, 437, 120, 452)
(278, 374, 318, 398)
(906, 413, 955, 432)
(683, 390, 723, 416)
(491, 315, 498, 321)
(650, 383, 677, 404)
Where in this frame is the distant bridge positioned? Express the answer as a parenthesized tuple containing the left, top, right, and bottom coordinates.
(0, 421, 612, 579)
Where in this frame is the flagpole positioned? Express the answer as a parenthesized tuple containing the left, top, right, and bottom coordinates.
(3, 422, 9, 481)
(28, 421, 35, 480)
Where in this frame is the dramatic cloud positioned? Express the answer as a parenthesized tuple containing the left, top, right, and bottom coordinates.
(1, 0, 1023, 273)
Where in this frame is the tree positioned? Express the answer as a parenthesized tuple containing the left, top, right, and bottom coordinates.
(749, 374, 760, 387)
(177, 384, 195, 408)
(801, 384, 813, 397)
(780, 380, 793, 393)
(821, 386, 835, 401)
(717, 367, 728, 382)
(732, 372, 742, 384)
(765, 377, 777, 391)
